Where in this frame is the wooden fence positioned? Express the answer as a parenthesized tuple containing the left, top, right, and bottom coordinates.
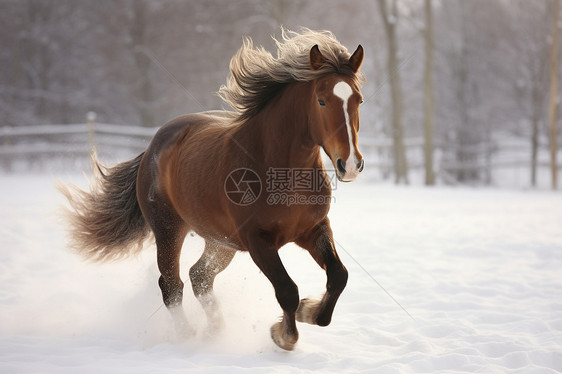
(358, 134, 558, 186)
(0, 116, 558, 187)
(0, 114, 157, 172)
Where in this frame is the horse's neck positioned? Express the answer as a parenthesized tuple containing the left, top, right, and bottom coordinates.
(238, 82, 320, 168)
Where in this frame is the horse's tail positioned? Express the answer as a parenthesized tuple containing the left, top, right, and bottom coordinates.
(58, 151, 151, 262)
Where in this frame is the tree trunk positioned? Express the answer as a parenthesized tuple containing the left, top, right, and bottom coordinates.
(531, 84, 540, 187)
(131, 0, 155, 127)
(548, 0, 560, 190)
(531, 119, 539, 187)
(378, 0, 409, 184)
(423, 0, 435, 185)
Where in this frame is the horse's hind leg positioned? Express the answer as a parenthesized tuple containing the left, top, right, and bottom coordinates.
(136, 150, 192, 337)
(140, 188, 192, 337)
(153, 217, 194, 337)
(189, 242, 235, 335)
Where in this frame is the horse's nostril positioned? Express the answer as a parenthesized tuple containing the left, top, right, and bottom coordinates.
(357, 158, 364, 172)
(336, 158, 346, 174)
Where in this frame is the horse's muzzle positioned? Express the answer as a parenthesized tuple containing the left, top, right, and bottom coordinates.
(336, 157, 364, 182)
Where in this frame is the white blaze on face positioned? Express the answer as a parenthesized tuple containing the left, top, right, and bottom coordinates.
(333, 81, 359, 179)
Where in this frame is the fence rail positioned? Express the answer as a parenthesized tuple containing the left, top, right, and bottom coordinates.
(0, 118, 558, 187)
(0, 115, 158, 172)
(1, 122, 156, 152)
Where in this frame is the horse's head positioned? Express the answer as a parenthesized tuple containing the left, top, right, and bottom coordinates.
(308, 44, 365, 182)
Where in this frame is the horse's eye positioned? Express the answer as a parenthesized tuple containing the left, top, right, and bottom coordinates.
(318, 98, 326, 106)
(360, 99, 364, 104)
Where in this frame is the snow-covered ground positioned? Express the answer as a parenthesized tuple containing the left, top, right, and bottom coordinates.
(1, 173, 561, 373)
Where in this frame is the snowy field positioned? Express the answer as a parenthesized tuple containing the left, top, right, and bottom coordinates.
(1, 173, 561, 373)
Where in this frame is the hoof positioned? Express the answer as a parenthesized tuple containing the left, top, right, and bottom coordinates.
(169, 306, 196, 340)
(204, 316, 224, 338)
(198, 294, 225, 338)
(175, 323, 196, 341)
(296, 298, 321, 325)
(270, 322, 298, 351)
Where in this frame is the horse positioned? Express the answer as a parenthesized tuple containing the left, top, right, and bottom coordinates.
(59, 28, 365, 351)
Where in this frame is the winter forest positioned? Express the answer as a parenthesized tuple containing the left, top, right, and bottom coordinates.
(1, 0, 561, 189)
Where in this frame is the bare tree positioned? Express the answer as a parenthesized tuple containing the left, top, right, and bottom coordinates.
(378, 0, 409, 184)
(130, 0, 156, 127)
(507, 2, 550, 187)
(0, 0, 88, 125)
(548, 0, 560, 190)
(423, 0, 435, 185)
(436, 1, 503, 184)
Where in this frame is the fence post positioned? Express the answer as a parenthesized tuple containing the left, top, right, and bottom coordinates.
(87, 111, 96, 153)
(1, 129, 12, 172)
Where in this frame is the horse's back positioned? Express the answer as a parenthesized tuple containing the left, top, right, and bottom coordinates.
(148, 110, 235, 152)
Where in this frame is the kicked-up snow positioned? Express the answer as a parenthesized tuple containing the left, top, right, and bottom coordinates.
(0, 174, 561, 373)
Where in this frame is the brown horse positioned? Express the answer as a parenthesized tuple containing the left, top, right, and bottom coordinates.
(60, 28, 365, 351)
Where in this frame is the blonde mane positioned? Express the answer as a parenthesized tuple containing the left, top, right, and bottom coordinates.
(218, 28, 365, 121)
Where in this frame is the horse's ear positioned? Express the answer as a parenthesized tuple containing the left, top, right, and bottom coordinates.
(349, 45, 364, 73)
(310, 44, 326, 70)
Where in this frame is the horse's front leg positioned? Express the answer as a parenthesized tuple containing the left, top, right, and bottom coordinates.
(246, 234, 300, 351)
(295, 218, 348, 327)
